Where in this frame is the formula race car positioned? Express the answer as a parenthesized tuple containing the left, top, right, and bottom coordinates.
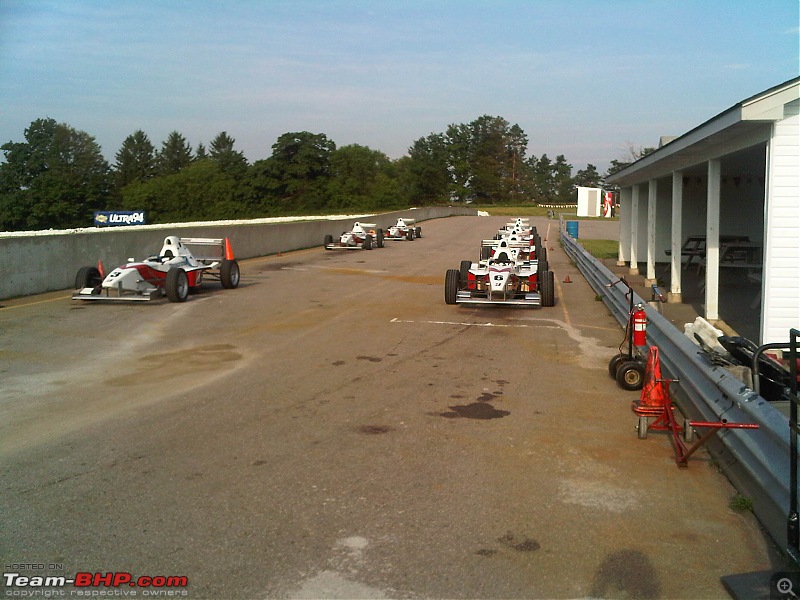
(72, 236, 240, 303)
(324, 222, 384, 250)
(445, 243, 555, 308)
(383, 218, 422, 241)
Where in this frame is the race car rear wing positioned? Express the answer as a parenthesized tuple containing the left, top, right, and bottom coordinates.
(178, 237, 233, 262)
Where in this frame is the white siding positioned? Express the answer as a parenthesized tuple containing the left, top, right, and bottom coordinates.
(762, 101, 800, 344)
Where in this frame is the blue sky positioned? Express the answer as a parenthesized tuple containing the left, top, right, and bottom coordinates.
(0, 0, 797, 172)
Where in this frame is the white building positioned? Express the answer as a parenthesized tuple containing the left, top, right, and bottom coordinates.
(607, 77, 800, 344)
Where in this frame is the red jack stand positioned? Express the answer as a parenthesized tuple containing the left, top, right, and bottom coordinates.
(632, 347, 759, 467)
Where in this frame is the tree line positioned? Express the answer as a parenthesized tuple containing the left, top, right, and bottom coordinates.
(0, 115, 630, 231)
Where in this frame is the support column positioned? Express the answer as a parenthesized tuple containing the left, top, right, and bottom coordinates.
(630, 185, 640, 276)
(617, 187, 632, 266)
(705, 160, 721, 321)
(645, 179, 657, 285)
(669, 171, 683, 302)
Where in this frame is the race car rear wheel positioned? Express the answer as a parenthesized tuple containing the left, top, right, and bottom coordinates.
(166, 268, 189, 302)
(376, 229, 384, 248)
(324, 234, 334, 249)
(445, 269, 460, 305)
(415, 227, 422, 238)
(75, 266, 102, 290)
(221, 259, 240, 289)
(539, 270, 555, 307)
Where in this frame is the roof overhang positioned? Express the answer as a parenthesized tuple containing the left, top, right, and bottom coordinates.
(607, 77, 800, 187)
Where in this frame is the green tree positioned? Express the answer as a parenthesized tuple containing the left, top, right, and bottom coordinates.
(528, 153, 554, 202)
(573, 164, 603, 189)
(209, 131, 248, 176)
(114, 130, 156, 189)
(256, 132, 336, 211)
(327, 144, 402, 210)
(406, 133, 450, 205)
(157, 131, 192, 175)
(551, 154, 574, 204)
(120, 160, 242, 223)
(0, 118, 111, 230)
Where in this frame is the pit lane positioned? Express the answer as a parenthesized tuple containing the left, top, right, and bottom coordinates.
(0, 215, 775, 599)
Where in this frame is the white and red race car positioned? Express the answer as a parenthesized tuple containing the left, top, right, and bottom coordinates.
(445, 233, 555, 308)
(383, 218, 422, 241)
(324, 222, 384, 250)
(72, 236, 240, 302)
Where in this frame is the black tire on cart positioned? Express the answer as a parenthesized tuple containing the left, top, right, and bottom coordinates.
(637, 416, 649, 439)
(221, 259, 240, 289)
(75, 266, 102, 290)
(362, 234, 373, 250)
(459, 260, 472, 285)
(444, 269, 460, 305)
(539, 270, 555, 307)
(616, 360, 646, 391)
(165, 268, 189, 302)
(608, 353, 633, 379)
(415, 227, 422, 238)
(324, 234, 334, 249)
(376, 229, 384, 248)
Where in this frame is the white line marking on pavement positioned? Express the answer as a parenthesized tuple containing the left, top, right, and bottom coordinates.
(390, 317, 559, 329)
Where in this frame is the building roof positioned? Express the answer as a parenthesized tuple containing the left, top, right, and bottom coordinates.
(606, 76, 800, 187)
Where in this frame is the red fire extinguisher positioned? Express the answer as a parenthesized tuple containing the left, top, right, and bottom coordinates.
(632, 303, 647, 346)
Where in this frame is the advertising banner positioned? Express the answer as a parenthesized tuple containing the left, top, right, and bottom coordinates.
(94, 211, 146, 227)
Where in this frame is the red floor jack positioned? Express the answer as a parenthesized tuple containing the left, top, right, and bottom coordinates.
(632, 346, 760, 468)
(607, 277, 648, 391)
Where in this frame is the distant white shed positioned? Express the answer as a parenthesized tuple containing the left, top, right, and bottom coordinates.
(576, 187, 602, 217)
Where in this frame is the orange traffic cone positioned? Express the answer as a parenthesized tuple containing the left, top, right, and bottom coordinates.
(97, 260, 105, 278)
(637, 347, 669, 409)
(224, 238, 235, 260)
(563, 275, 571, 283)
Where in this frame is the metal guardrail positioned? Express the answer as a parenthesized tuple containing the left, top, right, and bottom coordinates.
(559, 218, 795, 555)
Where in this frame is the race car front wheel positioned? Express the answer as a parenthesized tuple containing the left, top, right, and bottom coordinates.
(444, 269, 460, 305)
(166, 268, 189, 302)
(75, 266, 102, 290)
(221, 259, 240, 289)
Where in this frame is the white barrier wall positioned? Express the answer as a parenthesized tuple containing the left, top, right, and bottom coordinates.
(0, 207, 475, 300)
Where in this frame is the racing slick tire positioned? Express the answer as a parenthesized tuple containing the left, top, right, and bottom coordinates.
(539, 270, 555, 307)
(538, 256, 549, 275)
(459, 260, 472, 285)
(323, 234, 334, 249)
(165, 268, 189, 302)
(221, 259, 240, 289)
(415, 227, 422, 238)
(480, 246, 492, 261)
(406, 230, 414, 241)
(608, 353, 633, 379)
(75, 266, 102, 290)
(538, 246, 547, 263)
(616, 360, 646, 391)
(444, 269, 460, 305)
(362, 234, 373, 250)
(376, 229, 384, 248)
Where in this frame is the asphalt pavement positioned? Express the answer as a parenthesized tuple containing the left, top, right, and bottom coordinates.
(0, 215, 779, 599)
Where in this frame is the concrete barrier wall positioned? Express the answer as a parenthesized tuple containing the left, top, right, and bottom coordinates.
(0, 207, 476, 300)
